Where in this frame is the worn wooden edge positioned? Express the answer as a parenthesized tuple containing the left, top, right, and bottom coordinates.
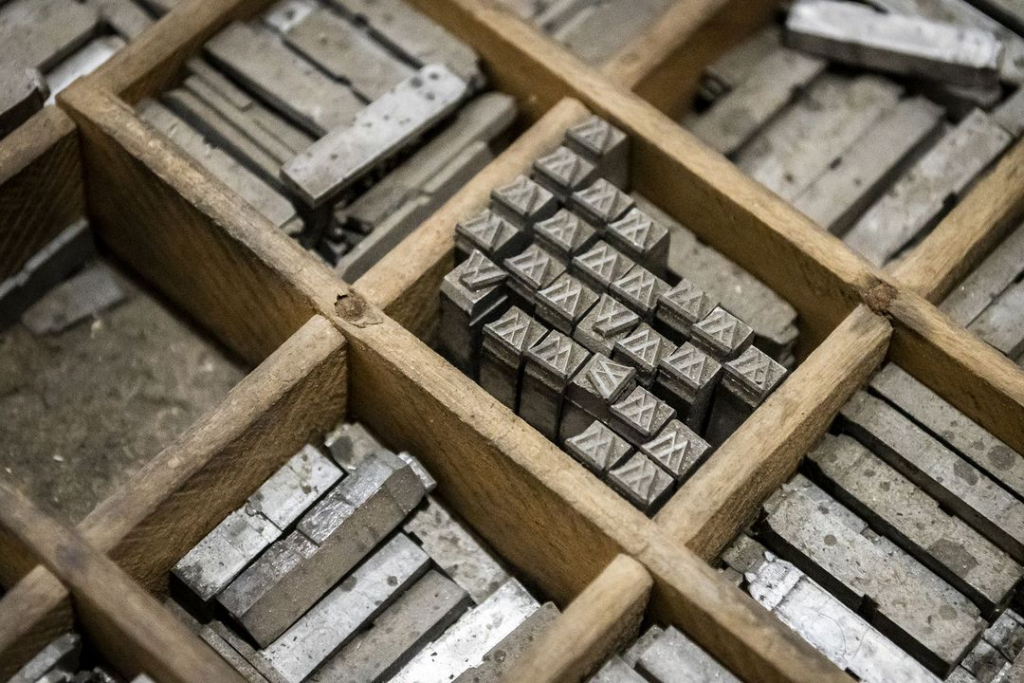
(507, 554, 652, 683)
(0, 106, 85, 280)
(0, 481, 244, 683)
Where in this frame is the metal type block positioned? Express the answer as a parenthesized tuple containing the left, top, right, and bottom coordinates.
(440, 250, 508, 374)
(690, 306, 754, 362)
(282, 64, 468, 207)
(282, 5, 415, 101)
(521, 329, 590, 439)
(186, 57, 255, 112)
(22, 263, 127, 335)
(172, 508, 281, 605)
(532, 145, 599, 203)
(700, 26, 782, 103)
(970, 281, 1024, 358)
(622, 626, 665, 668)
(564, 420, 634, 475)
(737, 74, 902, 202)
(746, 555, 943, 683)
(261, 533, 430, 683)
(572, 241, 636, 295)
(504, 243, 565, 307)
(536, 273, 599, 334)
(480, 306, 547, 410)
(456, 209, 529, 261)
(390, 579, 541, 683)
(246, 444, 342, 530)
(870, 364, 1024, 500)
(608, 264, 669, 320)
(199, 624, 271, 683)
(262, 0, 316, 34)
(655, 342, 722, 432)
(452, 602, 559, 682)
(963, 639, 1011, 682)
(0, 66, 46, 139)
(985, 610, 1024, 661)
(839, 391, 1024, 563)
(721, 533, 771, 577)
(844, 109, 1012, 266)
(310, 570, 471, 683)
(534, 209, 599, 261)
(759, 474, 986, 675)
(571, 178, 635, 228)
(654, 278, 718, 343)
(636, 626, 739, 683)
(405, 496, 510, 603)
(45, 36, 125, 105)
(9, 634, 81, 683)
(397, 451, 436, 493)
(334, 194, 435, 282)
(786, 0, 1003, 87)
(588, 655, 645, 683)
(491, 174, 559, 231)
(609, 386, 676, 447)
(794, 96, 944, 235)
(86, 0, 153, 39)
(574, 293, 641, 356)
(566, 352, 637, 419)
(202, 621, 287, 683)
(323, 421, 381, 473)
(688, 46, 826, 156)
(941, 219, 1024, 326)
(808, 434, 1022, 616)
(640, 419, 711, 483)
(607, 451, 674, 513)
(994, 86, 1024, 137)
(205, 22, 361, 137)
(552, 0, 667, 67)
(0, 0, 99, 72)
(565, 115, 630, 188)
(612, 323, 676, 387)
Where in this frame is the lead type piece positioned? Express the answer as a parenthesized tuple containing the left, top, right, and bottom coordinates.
(562, 352, 637, 440)
(607, 451, 674, 513)
(571, 178, 636, 228)
(520, 329, 590, 440)
(490, 174, 559, 231)
(572, 241, 636, 294)
(574, 293, 641, 357)
(455, 209, 528, 262)
(480, 306, 548, 411)
(655, 342, 722, 432)
(565, 115, 630, 188)
(612, 323, 676, 387)
(605, 208, 670, 277)
(533, 209, 599, 261)
(609, 265, 670, 321)
(654, 278, 718, 343)
(532, 145, 599, 202)
(535, 273, 600, 335)
(440, 250, 509, 376)
(609, 386, 676, 447)
(690, 306, 755, 362)
(640, 420, 712, 484)
(565, 420, 634, 475)
(706, 346, 787, 445)
(504, 243, 566, 307)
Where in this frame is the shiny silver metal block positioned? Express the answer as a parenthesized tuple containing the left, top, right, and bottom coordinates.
(534, 209, 599, 261)
(9, 633, 80, 683)
(640, 419, 711, 483)
(572, 241, 636, 295)
(571, 178, 635, 229)
(612, 323, 676, 387)
(969, 282, 1024, 359)
(455, 209, 528, 261)
(606, 208, 669, 277)
(323, 421, 381, 473)
(440, 250, 509, 375)
(690, 306, 754, 362)
(655, 342, 722, 433)
(636, 626, 739, 683)
(536, 273, 599, 335)
(246, 444, 343, 530)
(941, 222, 1024, 327)
(562, 353, 637, 441)
(609, 386, 676, 447)
(451, 602, 559, 682)
(491, 174, 559, 231)
(706, 345, 786, 445)
(480, 306, 547, 411)
(588, 655, 646, 683)
(532, 145, 599, 203)
(565, 115, 630, 188)
(504, 243, 565, 307)
(574, 293, 641, 357)
(609, 265, 669, 321)
(520, 329, 590, 440)
(654, 278, 717, 343)
(565, 420, 634, 475)
(607, 451, 674, 513)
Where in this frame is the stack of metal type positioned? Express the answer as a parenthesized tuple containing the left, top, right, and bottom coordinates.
(7, 633, 154, 683)
(168, 421, 557, 683)
(941, 225, 1024, 367)
(587, 625, 740, 682)
(441, 115, 793, 515)
(686, 0, 1024, 267)
(493, 0, 676, 66)
(134, 0, 517, 282)
(718, 362, 1024, 682)
(0, 0, 156, 140)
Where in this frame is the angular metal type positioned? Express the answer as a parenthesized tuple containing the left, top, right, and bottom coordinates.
(323, 421, 381, 473)
(551, 0, 666, 68)
(869, 364, 1024, 500)
(480, 306, 548, 411)
(390, 579, 541, 683)
(490, 174, 559, 231)
(310, 570, 471, 683)
(941, 222, 1024, 327)
(844, 109, 1012, 266)
(521, 329, 590, 440)
(839, 391, 1024, 563)
(574, 293, 641, 357)
(282, 64, 469, 207)
(760, 474, 986, 675)
(455, 209, 529, 261)
(706, 345, 787, 446)
(565, 115, 630, 188)
(172, 507, 282, 605)
(737, 74, 903, 203)
(655, 342, 722, 432)
(564, 420, 634, 475)
(786, 0, 1004, 87)
(398, 451, 437, 493)
(9, 633, 81, 683)
(20, 262, 125, 336)
(721, 533, 771, 577)
(690, 306, 754, 362)
(689, 46, 827, 156)
(808, 434, 1022, 616)
(700, 25, 782, 103)
(245, 444, 342, 530)
(636, 626, 740, 683)
(45, 35, 125, 104)
(281, 5, 414, 101)
(440, 250, 508, 375)
(612, 323, 676, 387)
(608, 265, 670, 321)
(572, 241, 636, 295)
(533, 209, 599, 261)
(794, 96, 944, 235)
(186, 56, 256, 112)
(405, 496, 510, 604)
(622, 626, 666, 668)
(746, 555, 944, 683)
(984, 610, 1024, 661)
(589, 655, 646, 683)
(451, 602, 559, 682)
(532, 145, 599, 203)
(969, 282, 1024, 359)
(199, 624, 271, 683)
(205, 22, 361, 137)
(0, 0, 99, 72)
(260, 533, 430, 683)
(504, 243, 565, 307)
(654, 278, 718, 343)
(962, 639, 1011, 682)
(0, 66, 46, 139)
(571, 178, 636, 228)
(640, 419, 712, 484)
(562, 352, 637, 440)
(607, 451, 674, 513)
(536, 273, 600, 335)
(334, 194, 439, 282)
(609, 386, 676, 447)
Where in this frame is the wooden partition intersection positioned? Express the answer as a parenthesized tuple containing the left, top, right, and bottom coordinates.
(1, 0, 1023, 681)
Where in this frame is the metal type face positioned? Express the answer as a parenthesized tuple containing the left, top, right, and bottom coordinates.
(656, 278, 718, 338)
(460, 250, 508, 292)
(564, 420, 634, 474)
(505, 244, 566, 303)
(572, 241, 636, 294)
(721, 346, 787, 408)
(456, 209, 526, 259)
(564, 115, 630, 187)
(536, 273, 599, 334)
(658, 343, 722, 402)
(610, 386, 676, 445)
(691, 306, 755, 361)
(533, 209, 598, 259)
(571, 178, 635, 227)
(525, 329, 590, 385)
(483, 306, 547, 363)
(245, 444, 342, 530)
(606, 208, 669, 273)
(640, 419, 712, 483)
(609, 265, 669, 319)
(575, 293, 641, 356)
(532, 145, 598, 201)
(607, 451, 674, 513)
(491, 174, 559, 229)
(613, 323, 676, 381)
